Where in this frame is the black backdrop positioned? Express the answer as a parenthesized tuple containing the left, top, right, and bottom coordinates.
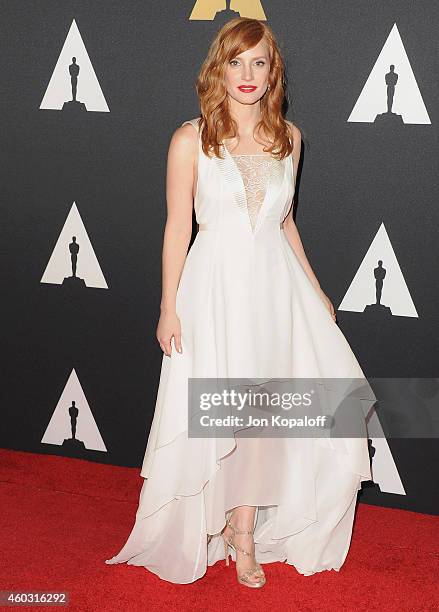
(2, 1, 438, 516)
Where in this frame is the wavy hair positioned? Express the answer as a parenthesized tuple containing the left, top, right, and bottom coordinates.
(195, 17, 293, 160)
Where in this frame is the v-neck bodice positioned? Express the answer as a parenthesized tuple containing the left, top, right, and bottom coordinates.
(180, 117, 295, 237)
(230, 154, 280, 232)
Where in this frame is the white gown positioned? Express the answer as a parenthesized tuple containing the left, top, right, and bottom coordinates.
(105, 117, 376, 584)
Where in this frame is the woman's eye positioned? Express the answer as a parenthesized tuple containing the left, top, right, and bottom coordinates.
(229, 60, 266, 66)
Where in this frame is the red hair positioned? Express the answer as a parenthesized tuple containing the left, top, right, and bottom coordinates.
(195, 17, 294, 160)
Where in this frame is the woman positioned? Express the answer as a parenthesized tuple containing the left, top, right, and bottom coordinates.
(105, 17, 375, 588)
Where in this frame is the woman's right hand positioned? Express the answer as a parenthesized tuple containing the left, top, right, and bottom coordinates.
(156, 309, 182, 356)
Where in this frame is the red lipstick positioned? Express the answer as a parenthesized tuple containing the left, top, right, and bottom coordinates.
(238, 85, 257, 92)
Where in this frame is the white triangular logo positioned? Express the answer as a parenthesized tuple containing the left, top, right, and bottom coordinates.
(41, 368, 107, 451)
(40, 18, 109, 112)
(339, 223, 418, 317)
(367, 410, 406, 494)
(348, 22, 430, 124)
(41, 201, 108, 289)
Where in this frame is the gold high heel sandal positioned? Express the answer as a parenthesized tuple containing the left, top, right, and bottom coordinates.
(222, 512, 266, 588)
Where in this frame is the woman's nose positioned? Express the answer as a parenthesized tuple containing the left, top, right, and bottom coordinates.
(241, 67, 254, 81)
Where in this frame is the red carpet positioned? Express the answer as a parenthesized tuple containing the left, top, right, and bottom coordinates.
(1, 448, 438, 611)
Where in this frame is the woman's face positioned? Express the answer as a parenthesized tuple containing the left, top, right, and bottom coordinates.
(224, 39, 270, 105)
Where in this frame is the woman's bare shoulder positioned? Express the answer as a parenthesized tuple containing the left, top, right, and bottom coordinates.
(285, 120, 302, 161)
(169, 119, 198, 157)
(285, 119, 302, 142)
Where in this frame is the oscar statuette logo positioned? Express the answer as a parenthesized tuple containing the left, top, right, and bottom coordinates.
(348, 23, 430, 124)
(189, 0, 266, 21)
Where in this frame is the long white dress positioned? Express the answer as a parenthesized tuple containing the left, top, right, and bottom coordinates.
(105, 117, 376, 584)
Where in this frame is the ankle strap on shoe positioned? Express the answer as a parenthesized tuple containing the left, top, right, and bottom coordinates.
(226, 518, 254, 535)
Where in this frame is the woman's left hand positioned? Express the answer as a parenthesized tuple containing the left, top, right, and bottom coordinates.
(316, 287, 337, 322)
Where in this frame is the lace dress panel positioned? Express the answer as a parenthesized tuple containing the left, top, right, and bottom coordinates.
(231, 154, 278, 231)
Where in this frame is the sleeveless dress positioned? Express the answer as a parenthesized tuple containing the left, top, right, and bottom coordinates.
(105, 117, 376, 584)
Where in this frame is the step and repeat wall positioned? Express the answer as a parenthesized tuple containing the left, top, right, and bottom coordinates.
(2, 1, 438, 515)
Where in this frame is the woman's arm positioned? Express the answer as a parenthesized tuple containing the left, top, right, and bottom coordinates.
(282, 122, 336, 320)
(156, 123, 197, 355)
(282, 122, 320, 291)
(282, 214, 321, 292)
